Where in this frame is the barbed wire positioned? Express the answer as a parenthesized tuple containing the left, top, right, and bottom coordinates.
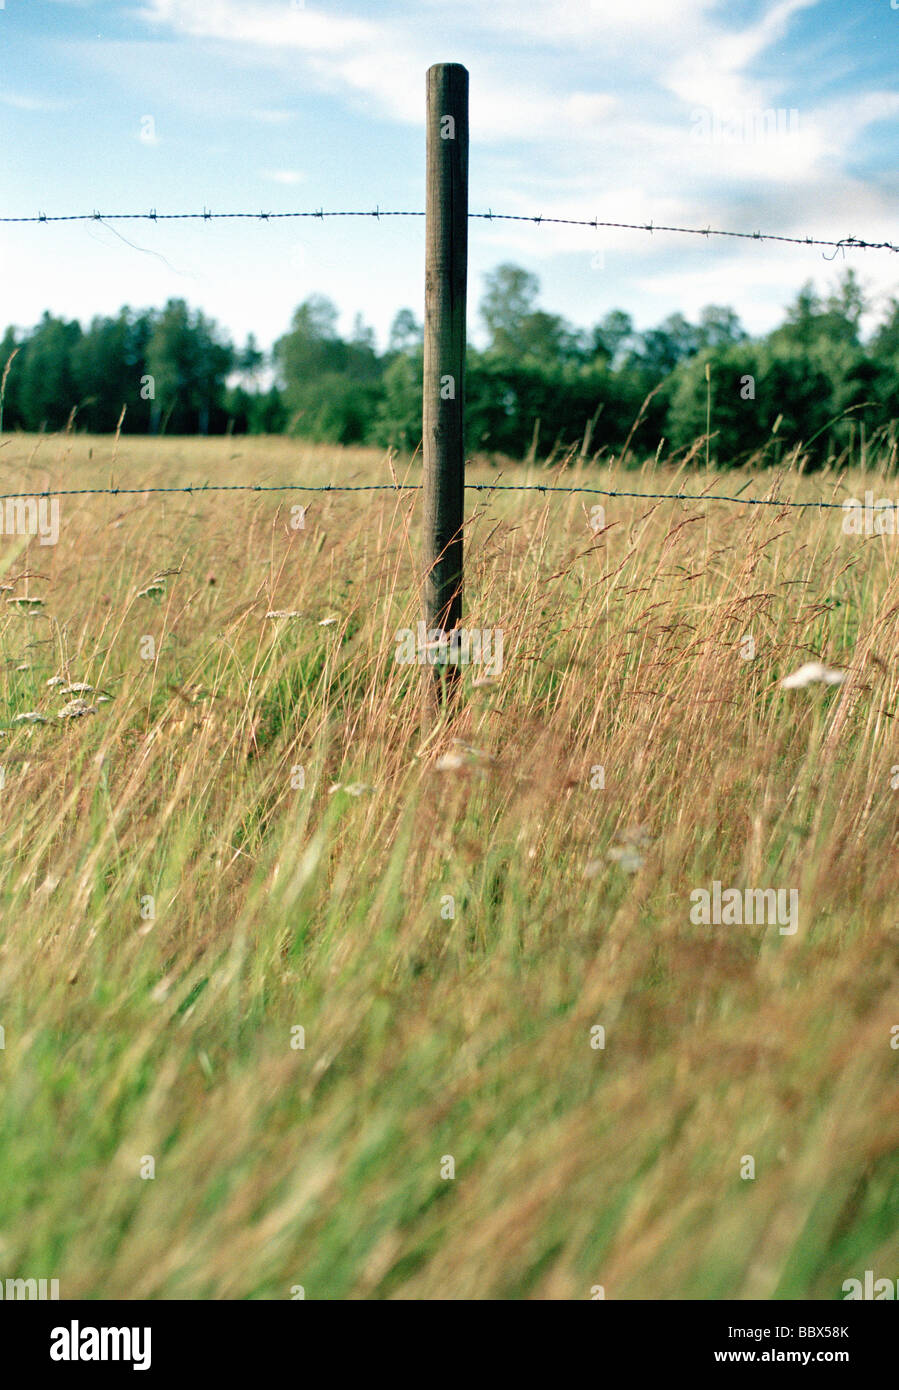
(0, 202, 887, 511)
(0, 207, 894, 254)
(0, 480, 849, 508)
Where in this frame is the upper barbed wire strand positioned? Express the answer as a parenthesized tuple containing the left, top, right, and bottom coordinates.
(0, 208, 894, 253)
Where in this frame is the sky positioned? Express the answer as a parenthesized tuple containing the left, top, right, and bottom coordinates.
(0, 0, 897, 354)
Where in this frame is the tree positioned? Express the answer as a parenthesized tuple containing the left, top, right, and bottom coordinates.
(145, 300, 233, 434)
(479, 264, 584, 366)
(71, 309, 154, 433)
(0, 327, 21, 429)
(1, 265, 896, 462)
(870, 299, 899, 361)
(772, 271, 866, 350)
(696, 305, 747, 351)
(667, 341, 838, 467)
(17, 313, 82, 430)
(373, 349, 422, 451)
(274, 296, 382, 443)
(825, 268, 866, 343)
(274, 296, 345, 393)
(388, 308, 423, 355)
(480, 264, 540, 357)
(626, 313, 702, 380)
(237, 333, 265, 380)
(590, 311, 635, 369)
(350, 313, 376, 354)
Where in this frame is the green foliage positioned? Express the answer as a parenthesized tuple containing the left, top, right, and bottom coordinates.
(1, 267, 897, 468)
(373, 349, 422, 451)
(465, 354, 643, 456)
(145, 299, 233, 435)
(72, 308, 154, 433)
(274, 296, 382, 442)
(669, 336, 881, 467)
(16, 312, 82, 431)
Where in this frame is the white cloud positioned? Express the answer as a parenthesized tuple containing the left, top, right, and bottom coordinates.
(130, 0, 837, 168)
(138, 0, 373, 53)
(129, 0, 896, 268)
(808, 89, 899, 150)
(412, 0, 715, 43)
(663, 0, 821, 113)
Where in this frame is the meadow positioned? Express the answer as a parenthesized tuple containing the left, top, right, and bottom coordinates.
(0, 430, 897, 1299)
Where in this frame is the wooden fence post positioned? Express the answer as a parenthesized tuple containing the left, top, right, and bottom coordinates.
(422, 62, 469, 716)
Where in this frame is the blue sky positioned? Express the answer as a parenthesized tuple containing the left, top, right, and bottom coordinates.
(0, 0, 897, 354)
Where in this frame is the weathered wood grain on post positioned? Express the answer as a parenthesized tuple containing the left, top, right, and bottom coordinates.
(422, 62, 468, 713)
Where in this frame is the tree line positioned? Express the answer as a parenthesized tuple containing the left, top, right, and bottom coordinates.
(2, 266, 898, 466)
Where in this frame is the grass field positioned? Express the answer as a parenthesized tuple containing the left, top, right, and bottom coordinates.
(0, 429, 897, 1300)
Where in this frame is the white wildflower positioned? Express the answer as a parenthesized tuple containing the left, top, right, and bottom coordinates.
(780, 661, 845, 689)
(608, 846, 645, 873)
(58, 699, 97, 719)
(435, 751, 467, 771)
(436, 743, 495, 773)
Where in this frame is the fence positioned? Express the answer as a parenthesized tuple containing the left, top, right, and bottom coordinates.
(2, 61, 897, 707)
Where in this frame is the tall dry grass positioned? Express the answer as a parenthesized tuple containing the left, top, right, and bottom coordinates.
(0, 430, 897, 1298)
